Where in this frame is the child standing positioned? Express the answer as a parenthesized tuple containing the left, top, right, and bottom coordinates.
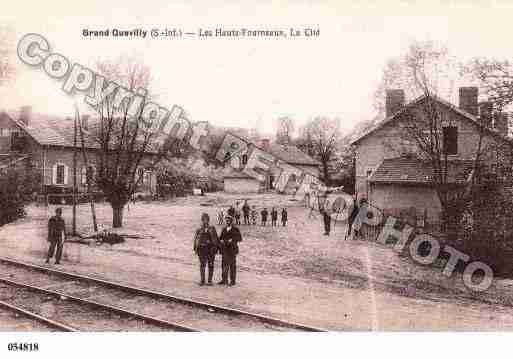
(251, 206, 257, 225)
(271, 207, 278, 227)
(261, 208, 268, 226)
(281, 208, 288, 226)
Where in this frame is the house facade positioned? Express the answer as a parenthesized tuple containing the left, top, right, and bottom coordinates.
(223, 136, 321, 194)
(351, 87, 513, 224)
(0, 107, 157, 198)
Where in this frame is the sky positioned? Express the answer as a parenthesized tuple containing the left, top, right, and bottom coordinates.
(1, 0, 513, 136)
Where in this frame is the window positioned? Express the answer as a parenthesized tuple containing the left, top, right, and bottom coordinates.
(143, 171, 152, 185)
(10, 131, 23, 151)
(53, 163, 68, 185)
(443, 126, 458, 155)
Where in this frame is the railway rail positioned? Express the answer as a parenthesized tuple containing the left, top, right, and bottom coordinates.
(0, 257, 327, 332)
(0, 299, 76, 331)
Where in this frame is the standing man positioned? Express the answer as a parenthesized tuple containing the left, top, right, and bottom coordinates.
(320, 195, 332, 236)
(242, 200, 251, 225)
(46, 207, 66, 264)
(193, 213, 219, 286)
(218, 215, 242, 286)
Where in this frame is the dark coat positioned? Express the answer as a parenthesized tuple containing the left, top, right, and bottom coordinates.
(219, 226, 242, 256)
(193, 225, 219, 255)
(271, 209, 278, 220)
(48, 216, 65, 242)
(281, 209, 288, 221)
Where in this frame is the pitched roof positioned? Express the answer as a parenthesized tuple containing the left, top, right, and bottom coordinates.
(3, 110, 159, 153)
(4, 110, 99, 148)
(267, 143, 321, 166)
(350, 94, 513, 146)
(369, 156, 474, 185)
(227, 132, 321, 166)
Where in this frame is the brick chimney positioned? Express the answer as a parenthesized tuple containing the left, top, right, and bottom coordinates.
(494, 112, 509, 137)
(81, 115, 90, 130)
(459, 87, 478, 116)
(260, 138, 270, 150)
(19, 106, 32, 126)
(478, 101, 493, 128)
(385, 89, 405, 117)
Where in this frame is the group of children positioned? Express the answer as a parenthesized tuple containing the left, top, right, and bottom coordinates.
(217, 200, 288, 227)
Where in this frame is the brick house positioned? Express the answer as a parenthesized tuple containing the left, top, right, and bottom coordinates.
(351, 87, 513, 224)
(223, 136, 321, 194)
(0, 107, 157, 198)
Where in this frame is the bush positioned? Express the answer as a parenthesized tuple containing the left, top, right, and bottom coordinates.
(0, 167, 40, 226)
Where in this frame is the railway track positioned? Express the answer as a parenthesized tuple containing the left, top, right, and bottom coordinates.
(0, 299, 76, 331)
(0, 257, 327, 332)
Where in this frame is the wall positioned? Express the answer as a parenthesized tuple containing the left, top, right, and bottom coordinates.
(369, 183, 442, 224)
(42, 147, 157, 194)
(224, 178, 261, 193)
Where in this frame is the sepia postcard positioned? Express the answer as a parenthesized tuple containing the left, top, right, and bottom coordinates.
(1, 1, 513, 358)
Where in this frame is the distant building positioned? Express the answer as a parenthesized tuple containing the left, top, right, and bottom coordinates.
(223, 135, 321, 194)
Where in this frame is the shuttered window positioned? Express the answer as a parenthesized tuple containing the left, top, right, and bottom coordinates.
(443, 126, 458, 155)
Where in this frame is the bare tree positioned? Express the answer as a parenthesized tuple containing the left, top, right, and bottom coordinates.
(297, 117, 342, 183)
(464, 58, 513, 113)
(378, 40, 489, 235)
(87, 56, 186, 228)
(275, 116, 295, 144)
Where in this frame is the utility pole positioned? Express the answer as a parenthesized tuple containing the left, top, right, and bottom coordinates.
(72, 114, 77, 236)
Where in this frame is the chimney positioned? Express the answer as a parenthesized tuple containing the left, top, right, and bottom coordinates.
(260, 138, 270, 150)
(494, 112, 509, 137)
(385, 89, 405, 117)
(459, 87, 478, 116)
(478, 101, 493, 128)
(19, 106, 32, 126)
(81, 115, 90, 130)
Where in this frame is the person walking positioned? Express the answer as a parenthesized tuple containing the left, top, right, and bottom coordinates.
(46, 207, 66, 264)
(261, 207, 268, 226)
(281, 208, 288, 227)
(193, 213, 219, 286)
(242, 200, 251, 225)
(270, 207, 278, 227)
(218, 216, 242, 286)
